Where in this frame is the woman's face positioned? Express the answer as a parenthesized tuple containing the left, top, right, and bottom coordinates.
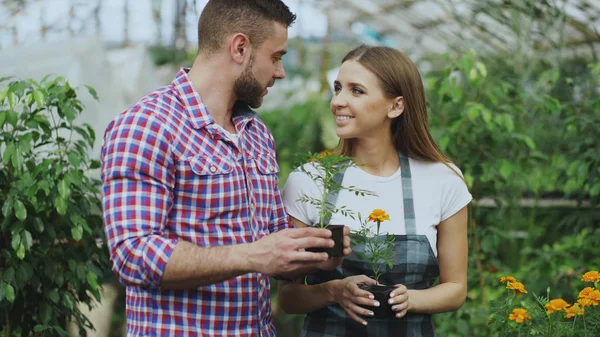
(330, 60, 401, 140)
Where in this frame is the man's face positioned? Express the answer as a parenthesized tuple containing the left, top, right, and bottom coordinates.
(234, 22, 288, 108)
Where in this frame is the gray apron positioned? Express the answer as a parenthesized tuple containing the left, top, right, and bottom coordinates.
(300, 153, 440, 337)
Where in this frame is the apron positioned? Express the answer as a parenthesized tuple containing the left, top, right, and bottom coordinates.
(300, 152, 440, 337)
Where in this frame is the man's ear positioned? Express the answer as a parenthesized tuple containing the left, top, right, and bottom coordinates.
(229, 33, 251, 65)
(388, 96, 405, 119)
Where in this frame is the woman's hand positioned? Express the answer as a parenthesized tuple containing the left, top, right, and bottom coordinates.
(389, 284, 410, 318)
(330, 275, 379, 325)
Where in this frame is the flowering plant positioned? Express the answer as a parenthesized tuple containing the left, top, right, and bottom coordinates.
(296, 150, 375, 228)
(489, 271, 600, 336)
(352, 209, 395, 283)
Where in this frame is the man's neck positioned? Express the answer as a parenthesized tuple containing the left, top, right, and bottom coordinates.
(188, 55, 237, 131)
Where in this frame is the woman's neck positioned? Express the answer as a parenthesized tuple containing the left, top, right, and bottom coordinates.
(352, 138, 400, 177)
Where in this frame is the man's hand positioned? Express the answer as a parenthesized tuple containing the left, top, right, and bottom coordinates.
(248, 227, 334, 277)
(317, 225, 352, 271)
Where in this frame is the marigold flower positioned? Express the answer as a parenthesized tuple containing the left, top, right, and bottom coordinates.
(545, 298, 570, 314)
(506, 281, 528, 296)
(508, 308, 531, 323)
(308, 150, 333, 162)
(500, 276, 517, 284)
(564, 304, 585, 318)
(578, 298, 595, 307)
(368, 209, 390, 223)
(582, 271, 600, 283)
(578, 287, 600, 306)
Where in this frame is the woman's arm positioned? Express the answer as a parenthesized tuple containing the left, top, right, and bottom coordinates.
(277, 217, 379, 324)
(388, 206, 468, 317)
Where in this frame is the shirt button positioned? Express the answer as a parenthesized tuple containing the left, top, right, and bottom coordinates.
(260, 278, 265, 287)
(210, 166, 217, 173)
(269, 165, 275, 172)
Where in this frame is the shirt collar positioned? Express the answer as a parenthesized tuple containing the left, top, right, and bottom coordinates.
(172, 68, 257, 131)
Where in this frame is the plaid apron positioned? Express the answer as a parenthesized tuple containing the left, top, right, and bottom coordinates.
(300, 153, 440, 337)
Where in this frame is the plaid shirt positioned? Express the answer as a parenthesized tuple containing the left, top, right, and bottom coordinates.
(101, 69, 290, 337)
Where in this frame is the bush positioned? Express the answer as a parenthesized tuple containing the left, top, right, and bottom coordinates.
(0, 76, 110, 336)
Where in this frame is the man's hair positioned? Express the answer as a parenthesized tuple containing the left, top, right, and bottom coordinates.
(197, 0, 296, 54)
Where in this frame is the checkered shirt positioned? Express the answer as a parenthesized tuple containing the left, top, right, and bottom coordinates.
(101, 69, 290, 337)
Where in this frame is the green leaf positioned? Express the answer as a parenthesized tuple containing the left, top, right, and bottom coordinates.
(67, 152, 81, 167)
(2, 198, 13, 218)
(58, 179, 70, 198)
(62, 292, 74, 310)
(48, 288, 59, 304)
(17, 243, 25, 260)
(6, 110, 17, 126)
(33, 89, 45, 107)
(5, 283, 15, 303)
(0, 86, 9, 103)
(8, 92, 17, 109)
(11, 148, 23, 170)
(11, 232, 21, 250)
(3, 142, 15, 165)
(0, 110, 5, 127)
(22, 230, 33, 249)
(34, 218, 44, 232)
(71, 225, 83, 241)
(55, 197, 67, 215)
(14, 200, 26, 221)
(84, 84, 99, 100)
(89, 159, 101, 169)
(87, 270, 99, 290)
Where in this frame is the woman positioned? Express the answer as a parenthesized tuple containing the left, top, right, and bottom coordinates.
(279, 45, 472, 336)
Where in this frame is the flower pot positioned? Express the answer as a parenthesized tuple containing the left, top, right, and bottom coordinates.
(360, 284, 397, 319)
(306, 224, 345, 258)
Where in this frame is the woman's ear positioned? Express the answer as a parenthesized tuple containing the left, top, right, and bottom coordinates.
(388, 96, 405, 119)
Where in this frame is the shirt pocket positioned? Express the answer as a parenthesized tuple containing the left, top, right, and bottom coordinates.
(173, 155, 244, 241)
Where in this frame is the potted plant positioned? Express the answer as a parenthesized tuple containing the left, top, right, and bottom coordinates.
(295, 150, 375, 257)
(353, 209, 397, 318)
(0, 76, 111, 336)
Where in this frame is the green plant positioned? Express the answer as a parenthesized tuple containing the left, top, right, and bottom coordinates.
(295, 151, 374, 228)
(489, 272, 600, 336)
(352, 209, 395, 283)
(0, 76, 111, 336)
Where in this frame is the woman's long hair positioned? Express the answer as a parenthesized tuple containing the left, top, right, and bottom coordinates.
(335, 45, 463, 180)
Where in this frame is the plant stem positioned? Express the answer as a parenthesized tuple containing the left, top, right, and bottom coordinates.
(5, 311, 10, 337)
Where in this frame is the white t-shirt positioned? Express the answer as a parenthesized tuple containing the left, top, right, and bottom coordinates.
(282, 158, 473, 256)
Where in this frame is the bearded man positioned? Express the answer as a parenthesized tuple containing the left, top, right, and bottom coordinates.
(100, 1, 350, 336)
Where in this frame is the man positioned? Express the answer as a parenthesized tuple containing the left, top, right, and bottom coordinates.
(101, 1, 349, 336)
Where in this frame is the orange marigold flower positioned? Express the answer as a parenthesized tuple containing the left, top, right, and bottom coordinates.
(308, 150, 333, 162)
(582, 271, 600, 283)
(500, 276, 517, 284)
(368, 209, 390, 223)
(578, 298, 595, 307)
(578, 287, 600, 306)
(506, 281, 528, 296)
(564, 304, 585, 318)
(545, 299, 570, 314)
(508, 308, 531, 323)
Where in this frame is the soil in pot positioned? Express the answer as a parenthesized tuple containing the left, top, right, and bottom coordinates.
(306, 224, 345, 258)
(360, 284, 397, 319)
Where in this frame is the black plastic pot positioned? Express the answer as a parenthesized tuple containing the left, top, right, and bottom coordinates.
(360, 284, 397, 319)
(306, 224, 345, 258)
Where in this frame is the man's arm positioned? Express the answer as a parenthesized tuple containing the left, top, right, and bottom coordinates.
(161, 227, 335, 289)
(102, 110, 335, 289)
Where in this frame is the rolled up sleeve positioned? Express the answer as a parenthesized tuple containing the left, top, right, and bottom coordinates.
(101, 109, 177, 287)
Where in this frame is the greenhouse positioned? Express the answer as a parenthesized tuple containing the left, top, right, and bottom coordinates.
(1, 0, 599, 336)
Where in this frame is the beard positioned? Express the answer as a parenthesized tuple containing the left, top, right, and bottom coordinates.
(233, 53, 266, 109)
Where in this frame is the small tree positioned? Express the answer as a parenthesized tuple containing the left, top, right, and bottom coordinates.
(0, 76, 110, 336)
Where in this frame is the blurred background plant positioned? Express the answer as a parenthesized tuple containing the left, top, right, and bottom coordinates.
(1, 0, 599, 336)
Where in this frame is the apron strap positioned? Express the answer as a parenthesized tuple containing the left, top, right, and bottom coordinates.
(399, 152, 416, 235)
(322, 168, 347, 225)
(321, 152, 416, 234)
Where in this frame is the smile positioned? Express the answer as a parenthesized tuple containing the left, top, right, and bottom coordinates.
(335, 115, 354, 121)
